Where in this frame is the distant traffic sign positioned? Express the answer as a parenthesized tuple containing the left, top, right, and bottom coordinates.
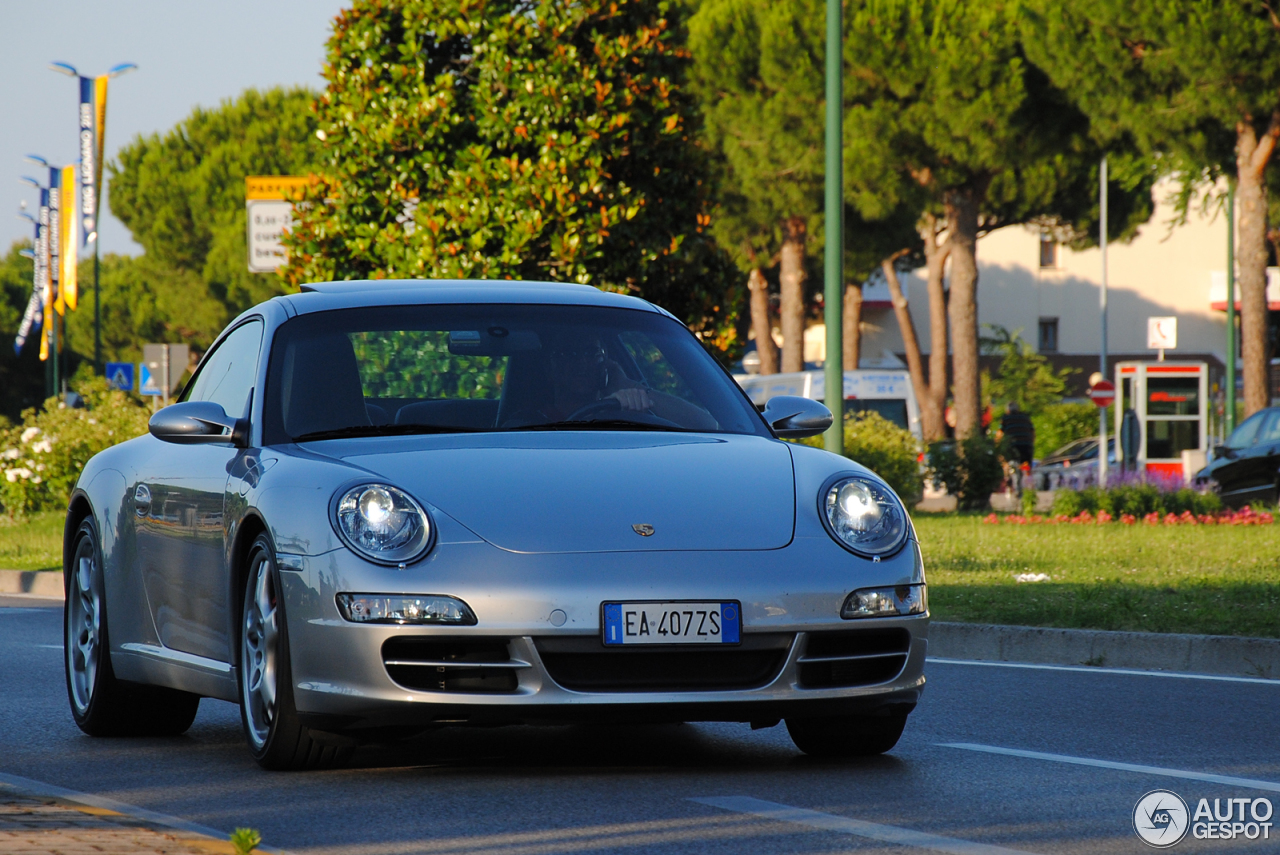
(1088, 379, 1116, 408)
(105, 362, 133, 391)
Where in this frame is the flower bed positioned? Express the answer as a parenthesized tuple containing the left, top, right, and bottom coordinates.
(984, 506, 1274, 526)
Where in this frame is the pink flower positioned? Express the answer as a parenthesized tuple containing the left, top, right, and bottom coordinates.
(983, 513, 999, 524)
(1096, 510, 1113, 524)
(1121, 513, 1137, 525)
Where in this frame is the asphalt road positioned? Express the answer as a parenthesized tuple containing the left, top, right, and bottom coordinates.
(3, 600, 1279, 855)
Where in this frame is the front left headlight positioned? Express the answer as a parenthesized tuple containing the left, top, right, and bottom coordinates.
(820, 474, 909, 557)
(332, 483, 433, 566)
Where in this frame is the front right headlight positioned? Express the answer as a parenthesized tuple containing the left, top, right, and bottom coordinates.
(820, 474, 909, 557)
(332, 483, 433, 566)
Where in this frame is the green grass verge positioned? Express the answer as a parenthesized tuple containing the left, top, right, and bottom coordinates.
(915, 512, 1280, 638)
(0, 512, 63, 571)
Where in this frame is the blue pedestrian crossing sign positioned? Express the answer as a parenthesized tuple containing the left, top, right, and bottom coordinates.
(105, 362, 134, 392)
(138, 363, 162, 396)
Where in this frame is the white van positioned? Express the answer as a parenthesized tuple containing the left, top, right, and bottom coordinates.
(733, 369, 922, 440)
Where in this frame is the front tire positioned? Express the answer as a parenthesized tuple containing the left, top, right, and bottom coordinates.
(785, 710, 909, 758)
(65, 518, 199, 736)
(239, 532, 351, 770)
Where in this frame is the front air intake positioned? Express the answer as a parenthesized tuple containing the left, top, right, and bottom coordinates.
(381, 637, 524, 693)
(797, 628, 911, 689)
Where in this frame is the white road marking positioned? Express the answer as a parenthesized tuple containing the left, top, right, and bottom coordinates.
(928, 657, 1280, 686)
(940, 743, 1280, 794)
(691, 795, 1037, 855)
(0, 771, 287, 854)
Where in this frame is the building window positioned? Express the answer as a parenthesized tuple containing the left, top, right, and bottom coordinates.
(1038, 318, 1059, 353)
(1039, 235, 1058, 268)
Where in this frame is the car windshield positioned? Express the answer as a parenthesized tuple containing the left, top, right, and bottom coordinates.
(262, 303, 768, 444)
(1046, 438, 1096, 460)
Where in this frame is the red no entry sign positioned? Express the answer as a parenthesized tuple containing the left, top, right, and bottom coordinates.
(1087, 379, 1116, 408)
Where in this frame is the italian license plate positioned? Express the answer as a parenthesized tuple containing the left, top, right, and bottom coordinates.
(601, 601, 740, 646)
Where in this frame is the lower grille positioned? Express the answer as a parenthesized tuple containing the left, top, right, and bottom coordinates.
(381, 637, 524, 693)
(798, 628, 911, 689)
(535, 634, 793, 692)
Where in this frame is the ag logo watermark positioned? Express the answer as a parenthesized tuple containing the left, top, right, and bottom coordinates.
(1133, 790, 1189, 847)
(1133, 790, 1274, 846)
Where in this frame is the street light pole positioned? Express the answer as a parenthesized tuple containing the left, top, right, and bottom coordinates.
(1099, 156, 1109, 487)
(1226, 180, 1237, 435)
(822, 0, 844, 455)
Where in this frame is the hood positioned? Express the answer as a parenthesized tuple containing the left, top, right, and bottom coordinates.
(311, 432, 795, 554)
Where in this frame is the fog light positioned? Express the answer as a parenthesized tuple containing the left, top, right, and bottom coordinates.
(840, 584, 926, 619)
(336, 593, 477, 625)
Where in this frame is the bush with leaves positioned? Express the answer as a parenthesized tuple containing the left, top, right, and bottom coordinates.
(0, 377, 150, 517)
(1032, 402, 1100, 459)
(926, 434, 1006, 511)
(1053, 483, 1221, 518)
(281, 0, 741, 355)
(799, 412, 922, 504)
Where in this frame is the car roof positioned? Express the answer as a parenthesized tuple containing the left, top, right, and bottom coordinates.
(275, 279, 665, 317)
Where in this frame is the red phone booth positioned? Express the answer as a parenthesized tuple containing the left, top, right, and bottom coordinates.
(1113, 361, 1209, 479)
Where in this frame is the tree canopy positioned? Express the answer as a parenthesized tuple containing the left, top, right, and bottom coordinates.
(840, 0, 1153, 438)
(1023, 0, 1280, 417)
(110, 86, 318, 314)
(282, 0, 739, 352)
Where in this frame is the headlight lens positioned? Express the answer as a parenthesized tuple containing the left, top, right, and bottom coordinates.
(841, 584, 927, 619)
(821, 475, 908, 556)
(333, 483, 432, 565)
(336, 594, 475, 625)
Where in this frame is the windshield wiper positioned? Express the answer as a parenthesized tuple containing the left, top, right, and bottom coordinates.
(294, 424, 483, 442)
(506, 419, 690, 432)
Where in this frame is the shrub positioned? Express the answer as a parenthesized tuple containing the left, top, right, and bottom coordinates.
(927, 433, 1006, 511)
(1051, 482, 1221, 520)
(1033, 402, 1099, 459)
(0, 377, 151, 517)
(798, 411, 923, 504)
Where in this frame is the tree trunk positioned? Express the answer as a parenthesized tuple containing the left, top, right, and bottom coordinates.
(779, 216, 807, 373)
(843, 282, 862, 370)
(882, 256, 934, 441)
(747, 266, 778, 375)
(945, 187, 983, 439)
(1236, 115, 1280, 417)
(920, 214, 951, 441)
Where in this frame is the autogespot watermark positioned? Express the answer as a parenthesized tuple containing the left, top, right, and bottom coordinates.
(1133, 789, 1274, 846)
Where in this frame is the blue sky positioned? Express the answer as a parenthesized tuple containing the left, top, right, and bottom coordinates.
(1, 0, 346, 256)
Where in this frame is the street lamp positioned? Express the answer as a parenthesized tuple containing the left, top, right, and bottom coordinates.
(49, 60, 138, 374)
(25, 157, 63, 396)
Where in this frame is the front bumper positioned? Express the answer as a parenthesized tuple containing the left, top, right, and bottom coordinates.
(279, 537, 928, 731)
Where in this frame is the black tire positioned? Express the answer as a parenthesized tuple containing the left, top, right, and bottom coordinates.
(785, 710, 909, 757)
(239, 532, 352, 770)
(65, 518, 200, 737)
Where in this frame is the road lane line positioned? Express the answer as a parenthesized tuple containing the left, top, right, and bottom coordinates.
(940, 743, 1280, 794)
(691, 796, 1037, 855)
(928, 657, 1280, 686)
(0, 770, 287, 853)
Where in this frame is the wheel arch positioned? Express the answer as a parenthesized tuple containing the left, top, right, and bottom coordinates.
(228, 511, 271, 666)
(64, 491, 95, 578)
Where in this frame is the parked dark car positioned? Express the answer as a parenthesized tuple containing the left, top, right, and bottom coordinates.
(1031, 437, 1116, 491)
(1194, 406, 1280, 507)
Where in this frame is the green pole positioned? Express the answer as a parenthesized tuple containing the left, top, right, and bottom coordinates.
(822, 0, 844, 455)
(1226, 180, 1236, 434)
(94, 242, 101, 373)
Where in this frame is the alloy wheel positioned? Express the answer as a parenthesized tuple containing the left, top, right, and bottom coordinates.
(242, 551, 279, 748)
(66, 539, 100, 714)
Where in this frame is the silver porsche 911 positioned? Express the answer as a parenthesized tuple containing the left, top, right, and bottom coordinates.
(63, 280, 928, 769)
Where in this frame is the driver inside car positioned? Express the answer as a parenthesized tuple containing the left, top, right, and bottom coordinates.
(506, 331, 717, 430)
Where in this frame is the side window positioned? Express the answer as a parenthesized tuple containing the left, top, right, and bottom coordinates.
(1256, 411, 1280, 445)
(1225, 411, 1265, 450)
(183, 320, 264, 417)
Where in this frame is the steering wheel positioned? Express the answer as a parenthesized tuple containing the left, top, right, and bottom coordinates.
(565, 396, 681, 428)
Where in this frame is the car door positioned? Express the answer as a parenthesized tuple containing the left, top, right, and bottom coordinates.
(1244, 409, 1280, 502)
(1213, 410, 1267, 504)
(135, 319, 264, 663)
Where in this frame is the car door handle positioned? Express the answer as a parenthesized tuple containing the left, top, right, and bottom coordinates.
(134, 484, 152, 516)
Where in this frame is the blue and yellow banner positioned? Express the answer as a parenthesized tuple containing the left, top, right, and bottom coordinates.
(61, 165, 77, 310)
(78, 75, 96, 244)
(47, 168, 61, 317)
(13, 211, 43, 355)
(38, 191, 50, 362)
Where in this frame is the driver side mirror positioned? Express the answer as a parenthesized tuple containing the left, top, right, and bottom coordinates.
(761, 395, 833, 439)
(149, 401, 248, 447)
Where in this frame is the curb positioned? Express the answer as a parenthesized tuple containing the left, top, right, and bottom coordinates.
(0, 569, 62, 598)
(930, 621, 1280, 680)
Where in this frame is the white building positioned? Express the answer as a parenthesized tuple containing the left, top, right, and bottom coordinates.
(800, 180, 1280, 400)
